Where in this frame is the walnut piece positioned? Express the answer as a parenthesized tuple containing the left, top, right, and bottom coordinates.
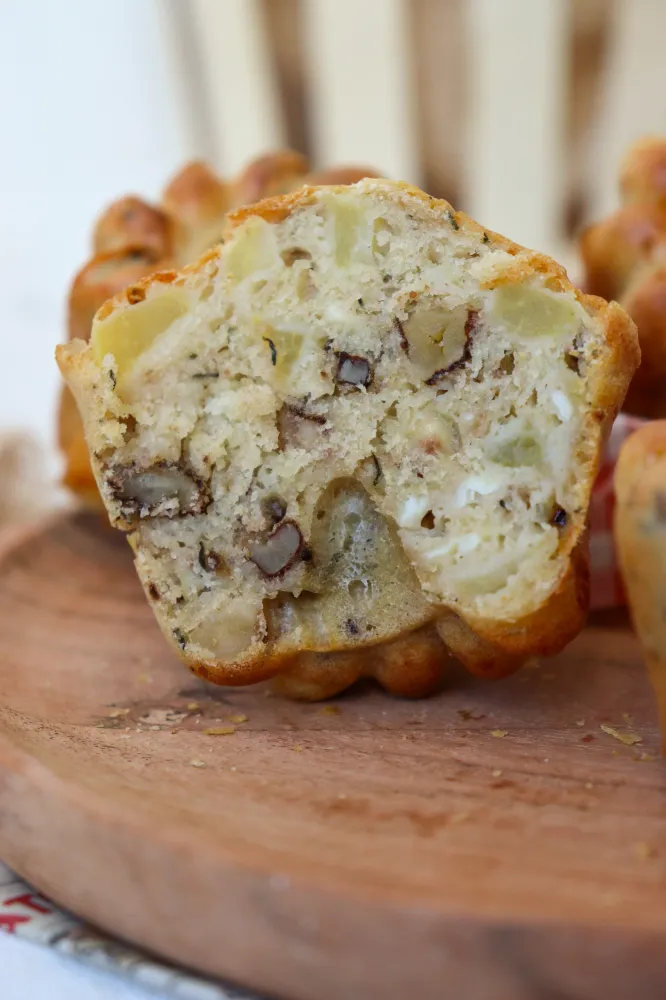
(249, 520, 304, 577)
(401, 301, 470, 381)
(335, 353, 372, 387)
(107, 463, 210, 518)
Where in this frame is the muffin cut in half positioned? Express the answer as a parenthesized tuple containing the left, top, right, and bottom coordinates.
(58, 180, 639, 699)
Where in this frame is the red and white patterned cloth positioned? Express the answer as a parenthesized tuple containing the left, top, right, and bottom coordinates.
(589, 413, 646, 609)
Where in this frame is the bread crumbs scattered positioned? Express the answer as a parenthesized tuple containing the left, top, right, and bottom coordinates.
(293, 744, 304, 752)
(636, 751, 655, 762)
(190, 759, 206, 768)
(457, 709, 486, 721)
(229, 714, 248, 724)
(492, 769, 503, 777)
(585, 782, 594, 789)
(204, 726, 236, 736)
(623, 713, 634, 724)
(137, 673, 151, 684)
(140, 709, 186, 727)
(187, 702, 199, 711)
(319, 705, 340, 715)
(107, 708, 129, 718)
(491, 729, 508, 738)
(575, 720, 586, 727)
(150, 725, 160, 731)
(450, 811, 470, 824)
(634, 841, 656, 860)
(600, 724, 642, 746)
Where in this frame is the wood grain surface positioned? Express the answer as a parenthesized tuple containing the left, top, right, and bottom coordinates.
(0, 511, 666, 1000)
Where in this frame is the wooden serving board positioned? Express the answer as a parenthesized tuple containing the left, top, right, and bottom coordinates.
(1, 512, 666, 1000)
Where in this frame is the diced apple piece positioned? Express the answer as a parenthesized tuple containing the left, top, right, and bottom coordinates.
(91, 290, 189, 379)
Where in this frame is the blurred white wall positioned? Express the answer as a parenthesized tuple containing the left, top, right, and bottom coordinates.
(0, 0, 186, 468)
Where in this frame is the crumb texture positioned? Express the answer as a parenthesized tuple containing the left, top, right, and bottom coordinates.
(59, 180, 638, 697)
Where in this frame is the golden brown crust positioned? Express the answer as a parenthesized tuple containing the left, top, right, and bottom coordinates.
(93, 197, 176, 258)
(439, 533, 590, 678)
(615, 421, 666, 748)
(59, 248, 172, 466)
(162, 161, 231, 232)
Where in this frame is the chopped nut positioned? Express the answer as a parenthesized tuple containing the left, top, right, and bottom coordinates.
(198, 543, 221, 573)
(107, 463, 210, 519)
(550, 506, 568, 527)
(277, 403, 326, 450)
(190, 759, 206, 768)
(107, 708, 130, 718)
(187, 702, 199, 711)
(491, 729, 508, 738)
(261, 494, 287, 525)
(249, 520, 304, 577)
(229, 713, 248, 724)
(395, 317, 409, 353)
(335, 352, 372, 387)
(402, 301, 473, 383)
(204, 725, 236, 736)
(281, 247, 312, 267)
(492, 769, 503, 777)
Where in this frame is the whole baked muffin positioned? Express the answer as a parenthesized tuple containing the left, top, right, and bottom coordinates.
(581, 136, 666, 418)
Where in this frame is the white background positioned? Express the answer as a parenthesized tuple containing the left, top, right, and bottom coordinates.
(0, 0, 187, 469)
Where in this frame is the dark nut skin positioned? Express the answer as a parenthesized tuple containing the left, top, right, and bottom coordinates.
(249, 520, 304, 577)
(261, 494, 288, 525)
(335, 353, 373, 387)
(106, 462, 210, 519)
(424, 309, 478, 385)
(551, 506, 568, 528)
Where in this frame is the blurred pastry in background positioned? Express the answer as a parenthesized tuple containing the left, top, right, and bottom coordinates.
(581, 136, 666, 418)
(615, 420, 666, 747)
(59, 152, 381, 508)
(0, 433, 52, 530)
